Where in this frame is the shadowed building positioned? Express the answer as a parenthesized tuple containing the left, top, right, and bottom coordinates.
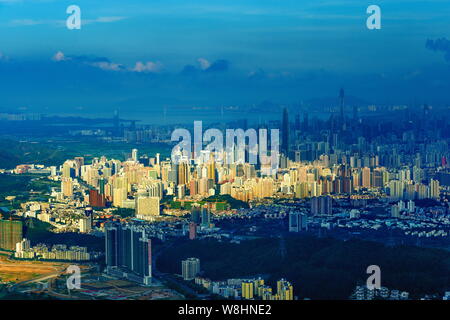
(282, 107, 289, 157)
(105, 222, 152, 285)
(0, 219, 23, 251)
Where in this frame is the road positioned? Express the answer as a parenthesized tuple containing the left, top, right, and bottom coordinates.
(8, 269, 64, 293)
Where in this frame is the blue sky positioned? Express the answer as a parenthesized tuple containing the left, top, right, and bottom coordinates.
(0, 0, 450, 114)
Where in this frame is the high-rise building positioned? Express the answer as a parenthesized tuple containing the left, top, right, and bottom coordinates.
(189, 179, 199, 196)
(113, 176, 128, 207)
(191, 205, 201, 224)
(132, 149, 138, 162)
(281, 108, 289, 157)
(361, 167, 371, 188)
(61, 178, 74, 198)
(182, 257, 200, 280)
(289, 211, 308, 232)
(277, 279, 294, 300)
(260, 286, 273, 300)
(430, 179, 440, 199)
(89, 189, 106, 207)
(105, 222, 152, 285)
(207, 155, 216, 182)
(98, 178, 106, 195)
(253, 278, 264, 296)
(311, 196, 332, 215)
(178, 162, 189, 186)
(201, 206, 211, 228)
(135, 196, 160, 220)
(242, 280, 254, 299)
(391, 204, 401, 218)
(79, 217, 92, 233)
(389, 180, 404, 201)
(188, 222, 197, 240)
(339, 88, 345, 129)
(62, 160, 76, 178)
(15, 238, 31, 256)
(0, 219, 23, 251)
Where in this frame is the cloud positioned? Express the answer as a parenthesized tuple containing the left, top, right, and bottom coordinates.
(52, 51, 164, 73)
(83, 16, 127, 25)
(51, 51, 230, 75)
(248, 68, 266, 79)
(52, 51, 67, 61)
(197, 58, 211, 70)
(426, 38, 450, 62)
(51, 51, 125, 71)
(132, 61, 163, 73)
(10, 19, 44, 26)
(91, 61, 124, 71)
(182, 59, 229, 75)
(205, 59, 229, 72)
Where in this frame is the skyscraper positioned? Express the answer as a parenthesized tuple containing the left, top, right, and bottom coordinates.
(339, 88, 345, 129)
(113, 110, 120, 136)
(311, 196, 333, 216)
(242, 280, 254, 299)
(178, 162, 189, 186)
(89, 189, 106, 207)
(207, 154, 216, 182)
(0, 219, 23, 251)
(188, 222, 197, 240)
(289, 212, 308, 232)
(430, 179, 440, 199)
(105, 222, 152, 285)
(182, 257, 200, 280)
(135, 196, 160, 220)
(277, 279, 294, 300)
(132, 148, 138, 162)
(61, 178, 74, 198)
(191, 204, 201, 224)
(201, 206, 211, 228)
(282, 107, 289, 157)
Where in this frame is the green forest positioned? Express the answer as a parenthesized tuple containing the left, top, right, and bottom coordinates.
(157, 235, 450, 300)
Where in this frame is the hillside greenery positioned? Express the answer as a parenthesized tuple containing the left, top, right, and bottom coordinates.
(157, 236, 450, 300)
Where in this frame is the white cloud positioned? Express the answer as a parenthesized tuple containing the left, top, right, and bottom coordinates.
(197, 58, 211, 70)
(52, 51, 67, 61)
(51, 51, 123, 71)
(132, 61, 163, 73)
(91, 61, 124, 71)
(10, 19, 43, 26)
(51, 51, 165, 73)
(95, 16, 126, 23)
(83, 16, 127, 25)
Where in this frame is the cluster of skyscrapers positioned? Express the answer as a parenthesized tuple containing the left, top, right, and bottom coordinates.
(105, 222, 152, 285)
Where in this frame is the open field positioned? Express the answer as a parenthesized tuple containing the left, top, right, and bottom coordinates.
(0, 255, 67, 283)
